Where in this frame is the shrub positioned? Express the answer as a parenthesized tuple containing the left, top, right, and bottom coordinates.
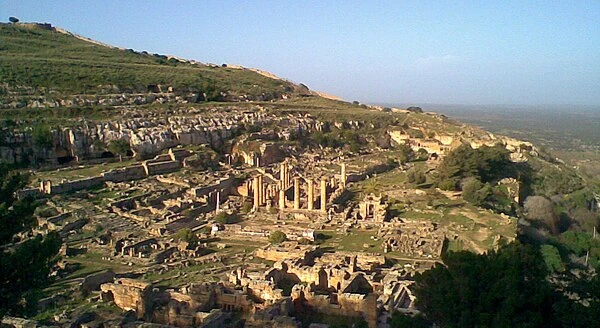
(269, 230, 287, 244)
(540, 244, 565, 273)
(241, 201, 253, 213)
(32, 124, 53, 148)
(407, 167, 426, 185)
(215, 212, 238, 224)
(107, 138, 131, 160)
(396, 144, 414, 163)
(297, 237, 311, 245)
(461, 177, 492, 206)
(174, 228, 198, 246)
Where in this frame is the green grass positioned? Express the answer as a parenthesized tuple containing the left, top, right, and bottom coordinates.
(446, 239, 465, 252)
(32, 160, 135, 183)
(0, 24, 296, 100)
(351, 168, 407, 195)
(44, 252, 131, 295)
(318, 229, 380, 252)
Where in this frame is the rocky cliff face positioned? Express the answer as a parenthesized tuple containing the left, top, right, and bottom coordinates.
(0, 108, 321, 166)
(0, 91, 292, 109)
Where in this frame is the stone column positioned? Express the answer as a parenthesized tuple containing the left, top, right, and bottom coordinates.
(280, 162, 286, 188)
(294, 177, 300, 210)
(307, 179, 314, 210)
(258, 175, 263, 206)
(279, 186, 285, 209)
(341, 163, 346, 188)
(320, 178, 327, 213)
(253, 176, 260, 209)
(215, 191, 220, 213)
(286, 164, 292, 189)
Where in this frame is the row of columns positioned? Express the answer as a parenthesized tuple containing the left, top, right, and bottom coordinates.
(250, 161, 347, 212)
(279, 161, 346, 191)
(286, 176, 327, 212)
(253, 175, 278, 209)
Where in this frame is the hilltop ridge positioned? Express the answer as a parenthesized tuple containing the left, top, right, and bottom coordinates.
(0, 22, 337, 108)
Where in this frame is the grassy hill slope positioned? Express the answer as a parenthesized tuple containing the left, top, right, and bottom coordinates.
(0, 23, 304, 101)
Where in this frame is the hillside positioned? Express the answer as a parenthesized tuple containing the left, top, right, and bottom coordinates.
(0, 23, 315, 107)
(1, 22, 599, 328)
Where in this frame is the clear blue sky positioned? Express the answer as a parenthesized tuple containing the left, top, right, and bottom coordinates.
(3, 0, 599, 106)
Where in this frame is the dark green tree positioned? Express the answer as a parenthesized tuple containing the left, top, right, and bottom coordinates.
(269, 230, 287, 244)
(407, 167, 426, 185)
(174, 228, 198, 247)
(214, 211, 238, 224)
(31, 124, 53, 149)
(436, 144, 513, 191)
(413, 242, 560, 328)
(389, 312, 431, 328)
(461, 177, 492, 206)
(107, 138, 131, 161)
(0, 164, 61, 317)
(396, 144, 414, 164)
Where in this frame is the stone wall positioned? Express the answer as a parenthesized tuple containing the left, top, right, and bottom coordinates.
(188, 175, 237, 199)
(101, 165, 146, 182)
(100, 278, 152, 319)
(80, 270, 115, 294)
(292, 285, 378, 328)
(41, 176, 104, 194)
(143, 160, 181, 176)
(16, 187, 43, 199)
(255, 244, 318, 265)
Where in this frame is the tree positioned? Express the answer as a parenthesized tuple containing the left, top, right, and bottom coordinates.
(174, 228, 198, 247)
(269, 230, 287, 244)
(407, 167, 426, 185)
(9, 17, 19, 24)
(436, 144, 513, 191)
(396, 144, 414, 164)
(31, 124, 53, 149)
(524, 196, 559, 234)
(215, 212, 238, 224)
(540, 244, 565, 273)
(569, 207, 599, 232)
(0, 164, 61, 317)
(406, 106, 423, 113)
(413, 242, 560, 328)
(375, 132, 392, 149)
(461, 177, 492, 206)
(389, 312, 431, 328)
(107, 138, 131, 161)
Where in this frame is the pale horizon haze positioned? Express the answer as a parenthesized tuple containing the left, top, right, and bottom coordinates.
(2, 0, 599, 106)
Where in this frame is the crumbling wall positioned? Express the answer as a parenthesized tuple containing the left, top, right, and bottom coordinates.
(102, 164, 146, 182)
(80, 270, 115, 294)
(143, 160, 181, 175)
(100, 279, 152, 319)
(292, 285, 378, 328)
(41, 176, 104, 194)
